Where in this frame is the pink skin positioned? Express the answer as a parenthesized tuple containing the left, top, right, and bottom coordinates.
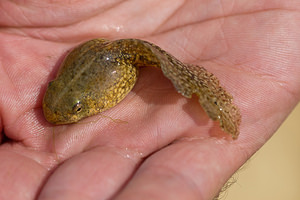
(0, 0, 300, 199)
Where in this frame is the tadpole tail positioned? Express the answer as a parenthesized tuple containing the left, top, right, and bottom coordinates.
(145, 42, 241, 139)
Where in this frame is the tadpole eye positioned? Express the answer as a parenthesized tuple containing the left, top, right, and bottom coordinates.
(72, 102, 82, 113)
(48, 81, 54, 87)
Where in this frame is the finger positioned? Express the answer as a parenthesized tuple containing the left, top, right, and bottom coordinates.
(0, 148, 48, 200)
(113, 138, 247, 200)
(37, 146, 143, 200)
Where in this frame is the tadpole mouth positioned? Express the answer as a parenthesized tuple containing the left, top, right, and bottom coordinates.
(42, 103, 72, 125)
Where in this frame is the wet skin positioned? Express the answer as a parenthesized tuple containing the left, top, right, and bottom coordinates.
(42, 38, 241, 138)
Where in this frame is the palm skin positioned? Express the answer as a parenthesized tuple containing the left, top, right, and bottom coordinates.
(0, 0, 300, 200)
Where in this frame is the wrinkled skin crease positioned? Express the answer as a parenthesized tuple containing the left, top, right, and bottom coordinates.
(0, 1, 300, 200)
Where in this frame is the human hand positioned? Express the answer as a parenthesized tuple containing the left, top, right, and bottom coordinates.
(0, 1, 299, 200)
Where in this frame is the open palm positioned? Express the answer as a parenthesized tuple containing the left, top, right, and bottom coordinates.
(1, 1, 299, 200)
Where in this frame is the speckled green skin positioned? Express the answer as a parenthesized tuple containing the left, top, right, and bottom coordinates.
(43, 38, 241, 138)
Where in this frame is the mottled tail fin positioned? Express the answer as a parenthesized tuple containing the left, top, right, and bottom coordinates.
(162, 61, 241, 139)
(143, 41, 241, 139)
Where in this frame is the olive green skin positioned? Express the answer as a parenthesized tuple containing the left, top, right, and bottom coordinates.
(42, 38, 241, 138)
